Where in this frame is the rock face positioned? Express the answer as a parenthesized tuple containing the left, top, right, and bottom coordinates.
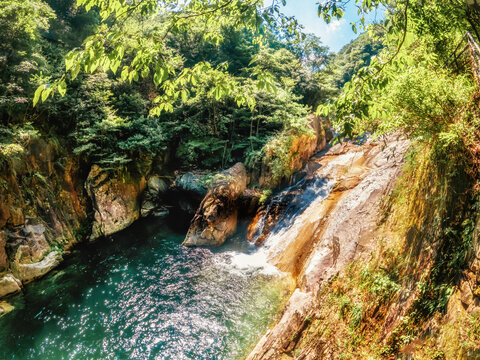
(86, 165, 147, 240)
(0, 137, 88, 299)
(247, 137, 409, 360)
(0, 136, 166, 299)
(183, 163, 248, 247)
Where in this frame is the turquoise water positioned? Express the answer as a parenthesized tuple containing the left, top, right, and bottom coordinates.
(0, 218, 286, 360)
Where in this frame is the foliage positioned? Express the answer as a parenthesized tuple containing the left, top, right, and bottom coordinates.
(0, 0, 329, 177)
(33, 0, 307, 112)
(317, 0, 480, 146)
(0, 0, 55, 120)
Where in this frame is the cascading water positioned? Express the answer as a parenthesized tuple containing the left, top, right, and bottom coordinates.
(248, 178, 334, 263)
(248, 150, 366, 268)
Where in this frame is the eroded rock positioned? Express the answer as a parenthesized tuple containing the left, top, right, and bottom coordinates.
(183, 163, 247, 247)
(13, 251, 62, 283)
(0, 274, 21, 298)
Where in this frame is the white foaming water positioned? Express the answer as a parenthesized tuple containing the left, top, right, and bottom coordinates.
(260, 179, 334, 262)
(212, 175, 336, 277)
(215, 250, 281, 276)
(248, 150, 364, 266)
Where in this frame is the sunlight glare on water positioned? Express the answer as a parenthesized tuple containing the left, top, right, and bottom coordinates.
(0, 217, 288, 360)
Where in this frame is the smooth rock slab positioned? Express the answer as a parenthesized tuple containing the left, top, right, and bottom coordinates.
(0, 274, 22, 298)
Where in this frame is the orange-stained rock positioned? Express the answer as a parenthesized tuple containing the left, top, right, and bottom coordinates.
(183, 163, 247, 247)
(86, 165, 146, 241)
(259, 114, 328, 187)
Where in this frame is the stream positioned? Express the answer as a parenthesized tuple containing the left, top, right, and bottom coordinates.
(0, 216, 289, 360)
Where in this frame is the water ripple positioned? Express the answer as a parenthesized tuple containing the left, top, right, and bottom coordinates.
(0, 218, 287, 360)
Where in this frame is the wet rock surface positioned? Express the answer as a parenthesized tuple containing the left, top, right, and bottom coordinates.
(14, 251, 62, 283)
(183, 163, 248, 247)
(247, 137, 409, 359)
(0, 275, 21, 298)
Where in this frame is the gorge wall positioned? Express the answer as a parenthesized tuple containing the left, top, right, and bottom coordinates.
(0, 136, 164, 302)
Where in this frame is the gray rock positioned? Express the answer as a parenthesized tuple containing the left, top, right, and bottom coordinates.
(147, 176, 168, 194)
(141, 201, 157, 217)
(174, 172, 209, 197)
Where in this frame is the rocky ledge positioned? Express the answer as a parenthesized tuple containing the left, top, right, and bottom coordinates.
(183, 163, 248, 247)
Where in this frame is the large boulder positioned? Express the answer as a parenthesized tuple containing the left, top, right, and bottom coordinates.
(183, 163, 248, 247)
(86, 165, 146, 240)
(140, 175, 169, 217)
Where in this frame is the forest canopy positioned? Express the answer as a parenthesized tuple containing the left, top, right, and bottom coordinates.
(1, 0, 480, 185)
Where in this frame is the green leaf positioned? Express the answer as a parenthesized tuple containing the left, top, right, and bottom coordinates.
(181, 90, 188, 103)
(41, 86, 52, 102)
(121, 66, 129, 81)
(57, 80, 67, 97)
(33, 85, 44, 107)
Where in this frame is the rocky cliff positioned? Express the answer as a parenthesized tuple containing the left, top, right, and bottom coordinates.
(246, 136, 410, 359)
(247, 137, 480, 360)
(0, 136, 164, 302)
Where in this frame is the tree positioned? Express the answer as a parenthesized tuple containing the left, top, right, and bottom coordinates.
(33, 0, 304, 114)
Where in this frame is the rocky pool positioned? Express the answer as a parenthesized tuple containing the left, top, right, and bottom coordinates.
(0, 217, 288, 360)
